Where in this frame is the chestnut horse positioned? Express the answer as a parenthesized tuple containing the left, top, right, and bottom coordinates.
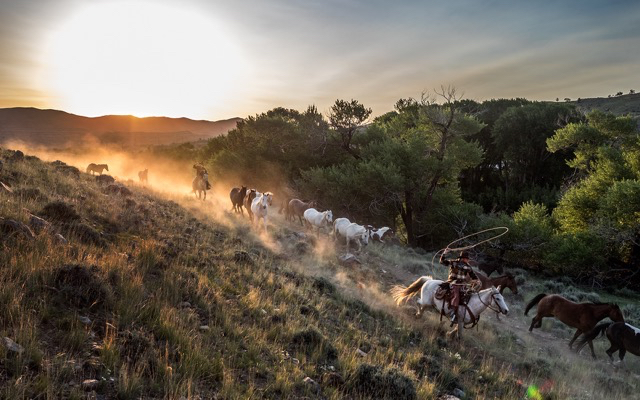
(477, 272, 518, 294)
(288, 199, 317, 225)
(230, 186, 248, 215)
(576, 322, 640, 363)
(525, 293, 624, 358)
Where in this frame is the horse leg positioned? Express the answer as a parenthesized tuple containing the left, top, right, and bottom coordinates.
(528, 316, 541, 332)
(618, 347, 626, 363)
(606, 344, 619, 362)
(568, 329, 582, 350)
(587, 339, 597, 359)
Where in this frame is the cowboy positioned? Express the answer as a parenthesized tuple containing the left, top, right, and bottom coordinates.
(440, 250, 479, 323)
(193, 164, 211, 190)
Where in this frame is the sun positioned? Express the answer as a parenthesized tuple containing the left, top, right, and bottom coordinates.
(40, 1, 246, 118)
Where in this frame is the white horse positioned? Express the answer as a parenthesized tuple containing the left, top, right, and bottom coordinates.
(303, 208, 333, 235)
(391, 276, 509, 340)
(344, 223, 369, 253)
(333, 217, 351, 240)
(251, 191, 273, 231)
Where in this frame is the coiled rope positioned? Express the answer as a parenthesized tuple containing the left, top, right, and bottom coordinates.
(431, 227, 509, 267)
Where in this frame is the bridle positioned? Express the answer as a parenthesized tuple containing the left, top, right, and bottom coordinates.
(478, 289, 506, 314)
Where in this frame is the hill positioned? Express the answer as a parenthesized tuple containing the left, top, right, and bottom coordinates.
(1, 148, 639, 399)
(0, 108, 241, 148)
(570, 92, 640, 119)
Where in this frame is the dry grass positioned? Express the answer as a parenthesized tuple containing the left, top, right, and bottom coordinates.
(1, 148, 639, 399)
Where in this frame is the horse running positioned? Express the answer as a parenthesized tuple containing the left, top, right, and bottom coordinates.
(477, 272, 518, 294)
(344, 223, 369, 253)
(303, 208, 333, 235)
(138, 169, 148, 184)
(391, 276, 508, 340)
(288, 199, 317, 225)
(525, 293, 624, 358)
(192, 173, 208, 200)
(251, 191, 273, 231)
(368, 226, 395, 243)
(86, 163, 109, 175)
(576, 322, 640, 364)
(230, 186, 248, 215)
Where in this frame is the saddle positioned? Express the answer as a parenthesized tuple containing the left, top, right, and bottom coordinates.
(436, 282, 478, 328)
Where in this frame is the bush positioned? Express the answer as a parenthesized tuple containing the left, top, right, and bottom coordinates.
(543, 232, 607, 278)
(346, 364, 416, 400)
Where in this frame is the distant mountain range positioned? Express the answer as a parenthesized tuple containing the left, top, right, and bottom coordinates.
(0, 107, 241, 148)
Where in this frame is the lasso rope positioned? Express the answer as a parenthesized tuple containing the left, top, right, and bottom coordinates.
(431, 227, 509, 267)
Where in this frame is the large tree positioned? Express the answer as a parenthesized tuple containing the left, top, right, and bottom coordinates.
(547, 110, 640, 281)
(301, 88, 484, 247)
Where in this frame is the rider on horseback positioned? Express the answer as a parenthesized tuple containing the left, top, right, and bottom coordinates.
(193, 164, 211, 190)
(440, 250, 479, 324)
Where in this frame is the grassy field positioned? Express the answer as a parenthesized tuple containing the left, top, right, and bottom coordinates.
(1, 147, 639, 399)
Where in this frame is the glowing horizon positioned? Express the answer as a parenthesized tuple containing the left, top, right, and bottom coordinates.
(1, 0, 639, 121)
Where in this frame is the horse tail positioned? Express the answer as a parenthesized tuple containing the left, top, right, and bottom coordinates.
(575, 322, 612, 352)
(524, 293, 547, 316)
(390, 276, 430, 306)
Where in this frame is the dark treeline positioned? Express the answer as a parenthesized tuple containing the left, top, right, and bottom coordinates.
(152, 88, 640, 288)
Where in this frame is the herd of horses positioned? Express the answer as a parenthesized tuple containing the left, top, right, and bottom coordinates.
(85, 162, 637, 367)
(224, 183, 638, 365)
(227, 185, 396, 250)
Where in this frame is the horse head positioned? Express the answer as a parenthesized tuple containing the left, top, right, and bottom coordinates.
(610, 304, 625, 322)
(265, 192, 274, 206)
(505, 274, 519, 294)
(490, 286, 509, 315)
(324, 210, 333, 225)
(361, 227, 369, 246)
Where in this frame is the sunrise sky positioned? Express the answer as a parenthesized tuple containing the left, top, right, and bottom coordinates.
(1, 0, 639, 120)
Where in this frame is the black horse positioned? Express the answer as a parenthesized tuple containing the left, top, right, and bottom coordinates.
(230, 186, 248, 215)
(576, 322, 640, 363)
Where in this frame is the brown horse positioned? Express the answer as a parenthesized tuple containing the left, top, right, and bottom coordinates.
(576, 322, 640, 363)
(525, 294, 624, 358)
(243, 189, 257, 222)
(86, 163, 109, 175)
(138, 169, 148, 184)
(288, 198, 317, 226)
(230, 186, 248, 215)
(477, 272, 518, 294)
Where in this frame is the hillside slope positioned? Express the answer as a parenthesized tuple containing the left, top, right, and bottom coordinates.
(1, 148, 639, 399)
(570, 92, 640, 119)
(0, 108, 241, 148)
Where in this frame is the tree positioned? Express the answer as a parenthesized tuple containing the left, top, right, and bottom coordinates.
(489, 102, 581, 211)
(302, 88, 485, 247)
(547, 111, 640, 281)
(328, 99, 372, 159)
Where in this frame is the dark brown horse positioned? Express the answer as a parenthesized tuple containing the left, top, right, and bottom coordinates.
(576, 322, 640, 363)
(477, 271, 518, 294)
(230, 186, 248, 215)
(243, 189, 257, 222)
(288, 198, 317, 226)
(525, 293, 624, 358)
